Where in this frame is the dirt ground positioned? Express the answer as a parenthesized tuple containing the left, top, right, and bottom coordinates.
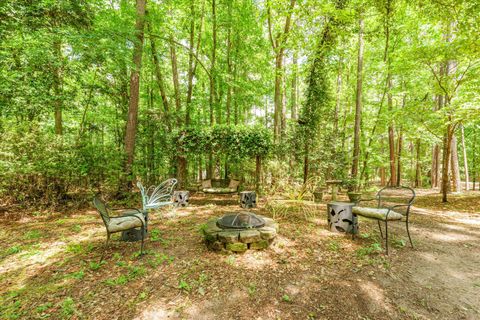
(1, 190, 479, 320)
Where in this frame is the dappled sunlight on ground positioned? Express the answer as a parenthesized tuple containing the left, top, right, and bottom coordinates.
(1, 191, 480, 319)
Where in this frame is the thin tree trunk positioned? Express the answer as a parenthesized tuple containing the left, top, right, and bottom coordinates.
(334, 61, 342, 135)
(149, 27, 170, 131)
(351, 18, 364, 180)
(396, 128, 403, 186)
(268, 0, 296, 142)
(291, 52, 298, 120)
(170, 37, 181, 126)
(186, 0, 205, 126)
(460, 124, 469, 190)
(225, 0, 232, 125)
(53, 38, 63, 135)
(450, 134, 461, 192)
(415, 139, 422, 187)
(442, 125, 454, 202)
(123, 0, 146, 191)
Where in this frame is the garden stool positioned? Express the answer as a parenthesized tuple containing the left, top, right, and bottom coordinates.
(327, 201, 358, 234)
(240, 191, 257, 209)
(173, 190, 190, 207)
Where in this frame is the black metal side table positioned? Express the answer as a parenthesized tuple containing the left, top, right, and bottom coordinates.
(327, 202, 358, 234)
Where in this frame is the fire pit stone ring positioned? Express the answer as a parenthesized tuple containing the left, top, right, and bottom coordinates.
(202, 211, 278, 252)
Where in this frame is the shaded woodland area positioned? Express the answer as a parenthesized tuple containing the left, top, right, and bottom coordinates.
(1, 0, 480, 319)
(1, 0, 479, 205)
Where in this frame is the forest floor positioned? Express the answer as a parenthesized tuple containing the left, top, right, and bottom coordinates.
(1, 189, 479, 320)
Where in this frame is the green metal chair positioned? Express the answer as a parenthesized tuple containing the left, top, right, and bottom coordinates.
(353, 186, 415, 254)
(93, 196, 146, 260)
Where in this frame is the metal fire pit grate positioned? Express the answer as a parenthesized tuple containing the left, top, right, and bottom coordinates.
(216, 211, 265, 229)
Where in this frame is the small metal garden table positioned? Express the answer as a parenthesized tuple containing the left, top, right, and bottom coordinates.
(327, 201, 358, 234)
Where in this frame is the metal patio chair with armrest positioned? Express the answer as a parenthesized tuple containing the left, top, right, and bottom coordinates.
(93, 196, 146, 261)
(352, 186, 415, 254)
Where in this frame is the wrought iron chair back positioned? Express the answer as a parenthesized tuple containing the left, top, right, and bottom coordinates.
(93, 196, 110, 226)
(376, 186, 415, 216)
(137, 178, 178, 211)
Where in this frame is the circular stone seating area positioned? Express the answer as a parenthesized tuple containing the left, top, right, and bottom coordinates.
(202, 215, 279, 252)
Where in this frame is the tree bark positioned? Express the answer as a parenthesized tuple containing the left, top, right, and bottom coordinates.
(442, 125, 454, 202)
(291, 52, 298, 120)
(149, 27, 170, 131)
(351, 18, 364, 180)
(415, 139, 422, 187)
(396, 127, 403, 186)
(450, 134, 461, 192)
(460, 124, 469, 190)
(268, 0, 296, 142)
(123, 0, 146, 191)
(255, 155, 262, 193)
(170, 37, 182, 126)
(53, 38, 63, 135)
(225, 0, 233, 125)
(185, 0, 205, 126)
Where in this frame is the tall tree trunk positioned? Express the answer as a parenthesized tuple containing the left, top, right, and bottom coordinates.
(268, 0, 296, 142)
(415, 139, 422, 187)
(255, 155, 262, 193)
(207, 0, 217, 179)
(170, 37, 181, 126)
(225, 0, 232, 125)
(334, 61, 342, 136)
(460, 124, 469, 190)
(53, 38, 63, 135)
(149, 29, 170, 131)
(387, 76, 396, 186)
(351, 18, 364, 180)
(123, 0, 146, 191)
(396, 127, 403, 186)
(291, 52, 298, 120)
(185, 0, 205, 126)
(450, 134, 461, 192)
(442, 125, 454, 202)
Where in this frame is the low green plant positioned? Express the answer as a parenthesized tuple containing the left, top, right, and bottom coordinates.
(35, 302, 53, 313)
(66, 243, 83, 254)
(356, 243, 383, 257)
(327, 241, 340, 252)
(60, 297, 76, 318)
(178, 279, 191, 292)
(89, 261, 105, 271)
(247, 283, 256, 297)
(71, 225, 82, 233)
(68, 270, 85, 280)
(24, 230, 43, 240)
(5, 246, 21, 256)
(282, 294, 291, 302)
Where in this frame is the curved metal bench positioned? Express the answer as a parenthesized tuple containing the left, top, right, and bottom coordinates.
(353, 186, 415, 254)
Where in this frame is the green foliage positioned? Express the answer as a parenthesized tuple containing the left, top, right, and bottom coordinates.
(60, 297, 76, 319)
(171, 124, 273, 158)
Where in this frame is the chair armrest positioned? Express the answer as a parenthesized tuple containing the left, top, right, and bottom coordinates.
(386, 204, 412, 212)
(110, 213, 145, 226)
(110, 208, 144, 217)
(355, 198, 377, 204)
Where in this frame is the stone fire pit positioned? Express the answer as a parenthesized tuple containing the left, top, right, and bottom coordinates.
(202, 211, 278, 253)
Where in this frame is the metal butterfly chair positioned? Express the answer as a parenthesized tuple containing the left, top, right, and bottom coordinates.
(93, 196, 146, 261)
(137, 178, 178, 212)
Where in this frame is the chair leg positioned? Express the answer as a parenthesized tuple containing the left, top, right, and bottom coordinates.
(377, 220, 384, 239)
(384, 220, 389, 255)
(140, 226, 145, 256)
(406, 217, 414, 248)
(100, 232, 110, 262)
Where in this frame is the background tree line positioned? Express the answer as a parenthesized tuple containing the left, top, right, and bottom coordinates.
(0, 0, 479, 206)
